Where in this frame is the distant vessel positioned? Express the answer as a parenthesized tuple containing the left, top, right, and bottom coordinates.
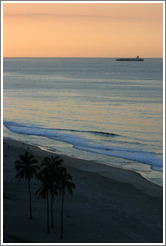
(116, 56, 144, 61)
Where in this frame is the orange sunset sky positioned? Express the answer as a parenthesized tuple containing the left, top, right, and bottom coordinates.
(3, 2, 163, 58)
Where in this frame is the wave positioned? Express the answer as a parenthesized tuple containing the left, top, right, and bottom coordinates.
(4, 121, 119, 138)
(4, 121, 163, 171)
(75, 146, 162, 172)
(51, 128, 119, 137)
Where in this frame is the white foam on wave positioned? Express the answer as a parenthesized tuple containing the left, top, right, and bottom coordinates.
(75, 146, 162, 172)
(4, 121, 163, 171)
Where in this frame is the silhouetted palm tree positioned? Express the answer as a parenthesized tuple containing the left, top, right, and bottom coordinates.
(36, 170, 51, 233)
(59, 168, 75, 239)
(39, 155, 63, 228)
(15, 151, 39, 219)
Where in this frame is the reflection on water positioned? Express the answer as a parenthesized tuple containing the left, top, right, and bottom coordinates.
(3, 58, 163, 185)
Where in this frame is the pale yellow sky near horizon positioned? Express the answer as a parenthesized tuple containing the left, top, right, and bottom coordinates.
(3, 2, 163, 58)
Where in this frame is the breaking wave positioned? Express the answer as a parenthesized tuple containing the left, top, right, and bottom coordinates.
(4, 121, 163, 172)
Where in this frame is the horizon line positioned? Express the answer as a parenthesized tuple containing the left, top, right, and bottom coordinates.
(3, 56, 163, 59)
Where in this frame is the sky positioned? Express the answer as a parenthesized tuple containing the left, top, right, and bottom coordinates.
(3, 2, 163, 58)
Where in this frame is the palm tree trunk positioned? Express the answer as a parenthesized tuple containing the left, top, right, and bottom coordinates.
(47, 191, 50, 233)
(60, 191, 64, 239)
(28, 179, 32, 220)
(51, 193, 54, 228)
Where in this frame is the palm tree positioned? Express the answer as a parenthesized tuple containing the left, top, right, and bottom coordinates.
(36, 170, 51, 233)
(39, 155, 63, 228)
(15, 151, 39, 219)
(58, 168, 75, 239)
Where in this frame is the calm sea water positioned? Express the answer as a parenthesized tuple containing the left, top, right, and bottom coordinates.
(3, 58, 163, 185)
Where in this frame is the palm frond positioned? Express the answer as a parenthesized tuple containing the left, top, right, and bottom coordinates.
(15, 169, 26, 180)
(35, 186, 48, 199)
(15, 151, 39, 181)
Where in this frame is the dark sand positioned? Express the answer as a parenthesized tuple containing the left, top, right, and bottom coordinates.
(3, 138, 163, 243)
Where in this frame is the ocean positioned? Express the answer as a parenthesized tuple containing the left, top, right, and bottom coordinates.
(3, 57, 163, 185)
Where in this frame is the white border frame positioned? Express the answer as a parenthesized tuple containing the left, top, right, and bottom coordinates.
(1, 1, 4, 246)
(1, 1, 165, 245)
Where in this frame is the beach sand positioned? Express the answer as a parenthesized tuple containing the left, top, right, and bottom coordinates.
(3, 138, 163, 243)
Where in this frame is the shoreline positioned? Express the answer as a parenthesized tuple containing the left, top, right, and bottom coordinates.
(3, 137, 163, 243)
(4, 136, 163, 187)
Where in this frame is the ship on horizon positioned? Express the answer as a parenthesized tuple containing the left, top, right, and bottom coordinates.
(116, 56, 144, 61)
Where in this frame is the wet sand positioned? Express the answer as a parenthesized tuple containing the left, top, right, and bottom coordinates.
(3, 138, 163, 243)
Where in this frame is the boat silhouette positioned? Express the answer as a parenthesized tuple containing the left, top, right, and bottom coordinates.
(116, 56, 144, 61)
